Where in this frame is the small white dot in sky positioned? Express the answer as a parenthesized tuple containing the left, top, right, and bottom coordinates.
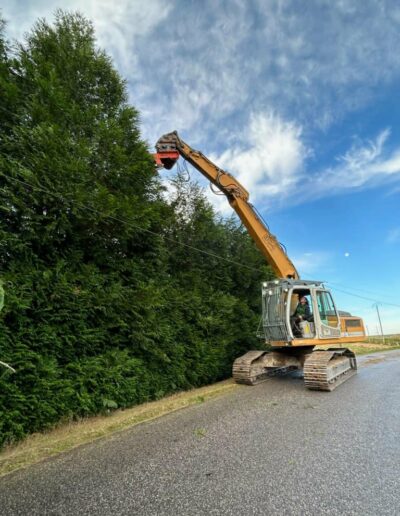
(344, 252, 350, 257)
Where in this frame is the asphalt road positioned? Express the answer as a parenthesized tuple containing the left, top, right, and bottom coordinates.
(1, 351, 399, 516)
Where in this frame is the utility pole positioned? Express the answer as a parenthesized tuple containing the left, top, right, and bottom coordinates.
(374, 303, 385, 344)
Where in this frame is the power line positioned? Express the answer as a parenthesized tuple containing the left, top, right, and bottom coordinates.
(0, 102, 395, 304)
(0, 172, 265, 274)
(2, 171, 400, 309)
(324, 279, 400, 301)
(328, 285, 400, 308)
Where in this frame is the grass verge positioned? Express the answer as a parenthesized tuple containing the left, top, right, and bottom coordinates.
(317, 336, 400, 356)
(347, 336, 400, 355)
(0, 379, 237, 478)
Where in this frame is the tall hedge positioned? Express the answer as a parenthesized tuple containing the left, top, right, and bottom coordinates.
(0, 12, 273, 447)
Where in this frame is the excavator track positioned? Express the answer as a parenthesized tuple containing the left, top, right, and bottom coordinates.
(232, 351, 270, 385)
(303, 348, 357, 391)
(232, 350, 298, 385)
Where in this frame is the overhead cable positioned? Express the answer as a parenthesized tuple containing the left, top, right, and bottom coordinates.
(1, 172, 264, 274)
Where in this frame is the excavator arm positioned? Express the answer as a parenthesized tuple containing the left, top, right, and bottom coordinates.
(155, 131, 299, 280)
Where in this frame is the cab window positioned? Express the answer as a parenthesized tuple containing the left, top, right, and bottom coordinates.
(316, 291, 339, 328)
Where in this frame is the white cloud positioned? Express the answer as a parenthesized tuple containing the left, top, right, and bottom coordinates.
(203, 113, 400, 213)
(2, 0, 171, 74)
(4, 0, 400, 145)
(4, 1, 400, 208)
(208, 111, 308, 209)
(91, 1, 173, 74)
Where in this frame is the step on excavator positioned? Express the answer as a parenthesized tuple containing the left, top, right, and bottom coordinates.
(154, 131, 365, 391)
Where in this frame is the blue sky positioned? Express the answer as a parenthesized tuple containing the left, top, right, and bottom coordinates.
(3, 0, 400, 333)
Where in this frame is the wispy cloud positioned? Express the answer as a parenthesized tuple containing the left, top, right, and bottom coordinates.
(2, 0, 171, 74)
(306, 129, 400, 198)
(91, 1, 173, 73)
(131, 0, 400, 141)
(208, 111, 308, 210)
(207, 114, 400, 212)
(4, 0, 400, 210)
(5, 0, 400, 146)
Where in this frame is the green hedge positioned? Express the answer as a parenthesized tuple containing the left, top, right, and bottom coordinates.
(0, 11, 273, 447)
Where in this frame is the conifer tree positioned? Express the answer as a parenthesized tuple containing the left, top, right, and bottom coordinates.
(0, 11, 166, 444)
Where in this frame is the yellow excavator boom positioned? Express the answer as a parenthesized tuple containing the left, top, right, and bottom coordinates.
(155, 131, 299, 280)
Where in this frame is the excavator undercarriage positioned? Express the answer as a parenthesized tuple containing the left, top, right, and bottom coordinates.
(232, 347, 357, 391)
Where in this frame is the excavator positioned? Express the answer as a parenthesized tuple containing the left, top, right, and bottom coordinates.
(154, 131, 365, 392)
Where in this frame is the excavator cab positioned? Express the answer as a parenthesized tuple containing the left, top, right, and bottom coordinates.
(261, 279, 341, 345)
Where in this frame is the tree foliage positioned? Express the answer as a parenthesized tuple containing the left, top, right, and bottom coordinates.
(0, 11, 273, 447)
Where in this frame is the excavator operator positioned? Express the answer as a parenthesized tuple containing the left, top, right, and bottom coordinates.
(291, 295, 312, 337)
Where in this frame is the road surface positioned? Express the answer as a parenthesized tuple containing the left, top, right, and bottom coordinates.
(0, 351, 399, 515)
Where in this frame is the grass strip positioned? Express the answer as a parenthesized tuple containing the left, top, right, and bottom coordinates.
(350, 344, 400, 355)
(348, 339, 400, 356)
